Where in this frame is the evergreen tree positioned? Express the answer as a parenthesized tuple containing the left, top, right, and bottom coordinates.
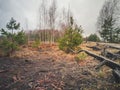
(97, 0, 120, 43)
(87, 34, 100, 42)
(59, 16, 83, 53)
(0, 18, 27, 56)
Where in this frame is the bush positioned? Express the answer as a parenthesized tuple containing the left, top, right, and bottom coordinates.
(0, 18, 27, 56)
(87, 34, 100, 42)
(0, 38, 18, 56)
(32, 39, 41, 48)
(59, 17, 83, 53)
(75, 52, 87, 63)
(15, 30, 27, 45)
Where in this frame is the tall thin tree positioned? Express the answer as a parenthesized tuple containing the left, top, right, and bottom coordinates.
(97, 0, 120, 42)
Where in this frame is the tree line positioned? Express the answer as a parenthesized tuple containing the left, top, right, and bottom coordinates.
(36, 0, 73, 43)
(0, 0, 120, 57)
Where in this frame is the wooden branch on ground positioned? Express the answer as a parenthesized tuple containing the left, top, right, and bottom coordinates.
(86, 46, 101, 51)
(112, 69, 120, 83)
(69, 48, 83, 54)
(70, 48, 120, 83)
(105, 51, 120, 60)
(70, 49, 120, 69)
(81, 50, 120, 70)
(97, 43, 120, 50)
(108, 45, 120, 50)
(0, 69, 8, 73)
(95, 60, 107, 70)
(81, 49, 120, 83)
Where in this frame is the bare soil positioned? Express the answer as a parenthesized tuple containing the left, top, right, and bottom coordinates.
(0, 43, 120, 90)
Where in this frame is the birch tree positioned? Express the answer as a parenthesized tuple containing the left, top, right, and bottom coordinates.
(38, 0, 49, 43)
(48, 0, 57, 43)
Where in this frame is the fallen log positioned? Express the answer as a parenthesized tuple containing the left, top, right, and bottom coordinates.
(105, 51, 120, 60)
(80, 50, 120, 70)
(112, 69, 120, 83)
(0, 69, 8, 73)
(108, 45, 120, 50)
(79, 50, 120, 83)
(70, 48, 120, 83)
(70, 48, 120, 82)
(71, 49, 120, 70)
(95, 60, 107, 70)
(95, 53, 119, 70)
(97, 43, 120, 50)
(86, 46, 101, 51)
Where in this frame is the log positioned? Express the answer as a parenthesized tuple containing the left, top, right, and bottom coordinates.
(105, 51, 120, 60)
(77, 50, 120, 70)
(112, 69, 120, 83)
(0, 69, 8, 73)
(95, 60, 107, 70)
(86, 46, 101, 51)
(95, 51, 120, 69)
(97, 43, 120, 50)
(80, 50, 120, 83)
(70, 48, 120, 82)
(108, 45, 120, 50)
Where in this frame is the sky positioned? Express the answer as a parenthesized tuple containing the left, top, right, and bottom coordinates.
(0, 0, 105, 36)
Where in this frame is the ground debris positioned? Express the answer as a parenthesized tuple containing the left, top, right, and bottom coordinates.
(0, 43, 120, 90)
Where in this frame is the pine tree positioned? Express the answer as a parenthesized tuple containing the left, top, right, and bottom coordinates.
(59, 16, 83, 53)
(97, 0, 120, 43)
(0, 18, 27, 56)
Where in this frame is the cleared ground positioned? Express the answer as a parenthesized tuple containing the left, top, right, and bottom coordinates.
(0, 42, 120, 90)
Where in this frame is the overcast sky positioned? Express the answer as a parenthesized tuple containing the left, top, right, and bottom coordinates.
(0, 0, 105, 36)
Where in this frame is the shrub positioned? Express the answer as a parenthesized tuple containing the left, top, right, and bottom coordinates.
(0, 38, 18, 56)
(87, 34, 100, 42)
(15, 30, 27, 45)
(97, 70, 105, 78)
(75, 52, 87, 63)
(32, 39, 41, 48)
(59, 16, 83, 53)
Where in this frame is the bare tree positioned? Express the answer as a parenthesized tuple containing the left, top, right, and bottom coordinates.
(48, 0, 57, 43)
(59, 7, 74, 38)
(38, 0, 58, 43)
(38, 0, 49, 43)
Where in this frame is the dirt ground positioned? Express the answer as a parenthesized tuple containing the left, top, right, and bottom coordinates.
(0, 42, 120, 90)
